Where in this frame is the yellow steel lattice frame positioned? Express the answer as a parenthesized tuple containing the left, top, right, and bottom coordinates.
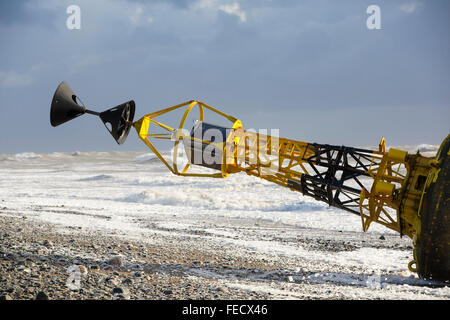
(132, 100, 413, 237)
(133, 100, 241, 178)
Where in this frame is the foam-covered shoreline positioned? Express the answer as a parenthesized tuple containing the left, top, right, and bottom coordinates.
(1, 146, 449, 300)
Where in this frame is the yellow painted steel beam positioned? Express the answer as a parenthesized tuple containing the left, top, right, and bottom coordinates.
(131, 100, 448, 280)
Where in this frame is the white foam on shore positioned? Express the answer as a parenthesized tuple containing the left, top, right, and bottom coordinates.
(14, 152, 42, 160)
(1, 147, 448, 298)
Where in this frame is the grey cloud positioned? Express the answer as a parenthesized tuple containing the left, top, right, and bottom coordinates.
(0, 0, 30, 25)
(0, 0, 449, 153)
(0, 70, 33, 87)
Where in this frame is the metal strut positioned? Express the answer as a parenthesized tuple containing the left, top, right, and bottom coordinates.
(290, 144, 375, 216)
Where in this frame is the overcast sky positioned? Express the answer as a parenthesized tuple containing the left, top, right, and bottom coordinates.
(0, 0, 449, 153)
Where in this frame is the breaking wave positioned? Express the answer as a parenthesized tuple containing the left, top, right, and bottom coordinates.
(0, 143, 440, 165)
(132, 153, 162, 165)
(121, 189, 325, 212)
(79, 174, 114, 181)
(14, 152, 42, 160)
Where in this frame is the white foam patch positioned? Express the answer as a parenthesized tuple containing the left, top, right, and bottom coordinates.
(14, 152, 42, 160)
